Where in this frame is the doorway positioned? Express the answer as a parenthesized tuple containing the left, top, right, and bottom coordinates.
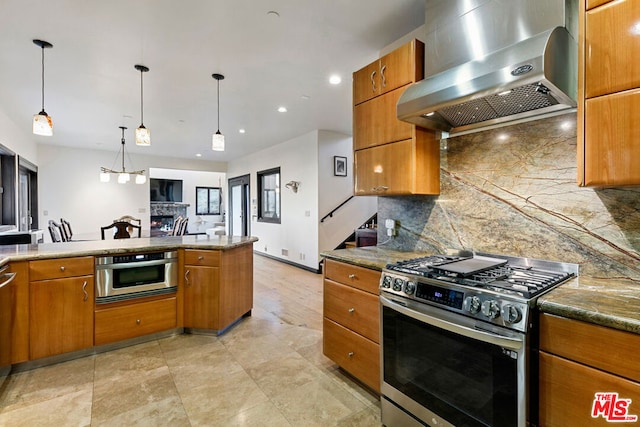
(18, 157, 38, 231)
(228, 174, 250, 237)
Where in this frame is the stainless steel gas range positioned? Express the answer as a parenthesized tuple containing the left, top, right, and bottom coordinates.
(379, 250, 578, 427)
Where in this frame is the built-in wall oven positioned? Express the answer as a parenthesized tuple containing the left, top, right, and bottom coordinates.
(380, 251, 578, 427)
(95, 251, 178, 303)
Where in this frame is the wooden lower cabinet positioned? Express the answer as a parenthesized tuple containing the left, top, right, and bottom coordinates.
(539, 314, 640, 426)
(95, 297, 177, 345)
(323, 318, 380, 392)
(30, 275, 94, 360)
(183, 245, 253, 332)
(323, 259, 381, 393)
(8, 262, 29, 364)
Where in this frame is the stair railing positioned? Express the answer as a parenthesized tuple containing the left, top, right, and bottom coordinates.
(320, 196, 354, 223)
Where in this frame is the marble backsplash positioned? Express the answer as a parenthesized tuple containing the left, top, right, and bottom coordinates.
(378, 113, 640, 280)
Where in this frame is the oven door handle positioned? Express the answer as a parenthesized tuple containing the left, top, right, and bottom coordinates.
(96, 259, 171, 270)
(381, 295, 524, 351)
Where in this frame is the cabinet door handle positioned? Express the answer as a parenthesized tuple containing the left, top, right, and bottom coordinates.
(372, 186, 389, 192)
(370, 70, 376, 93)
(380, 64, 387, 88)
(348, 274, 356, 279)
(348, 352, 354, 358)
(348, 307, 355, 313)
(136, 319, 141, 325)
(82, 281, 88, 302)
(185, 269, 190, 286)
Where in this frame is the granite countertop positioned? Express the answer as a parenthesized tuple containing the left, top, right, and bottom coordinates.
(537, 276, 640, 335)
(0, 235, 258, 265)
(321, 247, 640, 336)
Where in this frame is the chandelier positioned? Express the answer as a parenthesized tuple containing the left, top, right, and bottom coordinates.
(100, 126, 146, 184)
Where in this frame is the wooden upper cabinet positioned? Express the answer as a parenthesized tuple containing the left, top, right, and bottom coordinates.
(354, 87, 414, 150)
(578, 0, 640, 186)
(585, 0, 640, 98)
(586, 0, 613, 11)
(353, 39, 424, 105)
(584, 89, 640, 185)
(354, 130, 440, 196)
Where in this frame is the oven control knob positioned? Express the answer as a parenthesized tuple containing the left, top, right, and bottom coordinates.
(502, 304, 522, 324)
(463, 296, 481, 314)
(381, 275, 392, 288)
(393, 278, 404, 291)
(404, 281, 416, 295)
(481, 300, 501, 319)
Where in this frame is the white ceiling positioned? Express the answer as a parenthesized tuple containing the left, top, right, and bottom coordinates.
(0, 0, 425, 162)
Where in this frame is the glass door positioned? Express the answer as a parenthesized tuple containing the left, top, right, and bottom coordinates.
(228, 174, 249, 236)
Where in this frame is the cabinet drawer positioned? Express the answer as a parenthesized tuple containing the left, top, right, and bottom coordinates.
(324, 259, 380, 294)
(184, 249, 220, 267)
(29, 257, 94, 281)
(354, 87, 414, 150)
(323, 318, 380, 393)
(540, 352, 640, 426)
(540, 314, 640, 383)
(585, 0, 640, 98)
(95, 297, 177, 345)
(324, 280, 379, 343)
(583, 89, 640, 186)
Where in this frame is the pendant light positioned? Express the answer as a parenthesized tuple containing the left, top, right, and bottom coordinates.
(134, 64, 151, 146)
(100, 126, 147, 184)
(32, 39, 54, 136)
(211, 73, 225, 151)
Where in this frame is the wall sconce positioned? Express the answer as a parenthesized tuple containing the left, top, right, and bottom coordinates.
(285, 181, 300, 193)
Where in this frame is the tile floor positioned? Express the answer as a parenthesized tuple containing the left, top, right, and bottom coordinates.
(0, 255, 382, 426)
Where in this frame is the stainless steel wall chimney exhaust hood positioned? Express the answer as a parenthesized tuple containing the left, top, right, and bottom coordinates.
(397, 0, 578, 136)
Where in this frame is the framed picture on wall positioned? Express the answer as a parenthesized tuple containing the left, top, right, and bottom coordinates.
(334, 156, 347, 177)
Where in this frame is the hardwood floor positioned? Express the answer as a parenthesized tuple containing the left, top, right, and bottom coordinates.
(0, 254, 381, 426)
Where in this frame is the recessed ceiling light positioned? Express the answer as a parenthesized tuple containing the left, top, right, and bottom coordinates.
(239, 129, 246, 134)
(329, 75, 341, 85)
(196, 153, 202, 157)
(301, 95, 310, 100)
(278, 106, 287, 113)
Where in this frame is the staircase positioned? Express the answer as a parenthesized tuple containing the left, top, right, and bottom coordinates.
(337, 214, 377, 249)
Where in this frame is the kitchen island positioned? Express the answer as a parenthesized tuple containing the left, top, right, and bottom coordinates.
(3, 235, 257, 370)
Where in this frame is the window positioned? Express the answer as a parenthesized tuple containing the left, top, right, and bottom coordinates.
(196, 187, 221, 215)
(257, 167, 280, 223)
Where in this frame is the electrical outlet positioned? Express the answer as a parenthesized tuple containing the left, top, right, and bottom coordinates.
(386, 228, 396, 237)
(385, 219, 396, 229)
(282, 249, 289, 256)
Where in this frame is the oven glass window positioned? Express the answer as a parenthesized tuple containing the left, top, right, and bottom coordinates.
(113, 265, 165, 288)
(383, 306, 518, 427)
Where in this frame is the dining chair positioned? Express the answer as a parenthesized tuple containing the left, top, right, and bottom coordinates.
(171, 216, 184, 236)
(101, 221, 141, 240)
(59, 218, 74, 241)
(178, 217, 189, 235)
(48, 220, 65, 242)
(114, 215, 141, 235)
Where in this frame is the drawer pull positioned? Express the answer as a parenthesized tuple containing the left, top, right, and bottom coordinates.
(348, 352, 354, 358)
(372, 186, 389, 192)
(136, 319, 141, 325)
(82, 281, 88, 302)
(348, 274, 356, 279)
(348, 308, 355, 314)
(185, 269, 190, 286)
(60, 266, 65, 271)
(198, 256, 204, 261)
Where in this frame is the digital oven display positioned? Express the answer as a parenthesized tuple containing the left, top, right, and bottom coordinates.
(415, 283, 464, 309)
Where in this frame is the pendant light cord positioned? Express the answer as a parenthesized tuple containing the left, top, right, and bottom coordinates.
(216, 78, 220, 132)
(40, 45, 45, 111)
(139, 69, 144, 125)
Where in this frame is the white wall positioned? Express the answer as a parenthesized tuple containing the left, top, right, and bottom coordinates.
(317, 130, 377, 254)
(227, 130, 320, 269)
(37, 144, 225, 240)
(149, 167, 225, 234)
(0, 109, 38, 162)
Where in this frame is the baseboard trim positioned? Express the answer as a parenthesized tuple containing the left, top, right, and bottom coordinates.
(254, 251, 322, 274)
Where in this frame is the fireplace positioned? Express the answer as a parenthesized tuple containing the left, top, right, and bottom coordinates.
(150, 215, 174, 237)
(149, 202, 190, 237)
